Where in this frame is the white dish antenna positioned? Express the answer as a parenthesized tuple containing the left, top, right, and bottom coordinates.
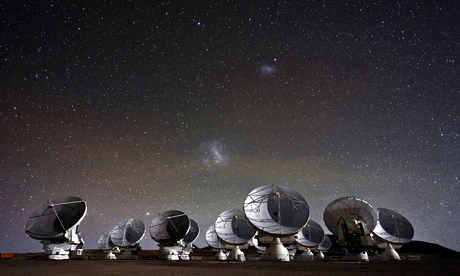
(373, 207, 414, 245)
(25, 196, 87, 260)
(323, 196, 378, 261)
(250, 234, 267, 252)
(214, 209, 256, 245)
(317, 235, 332, 252)
(149, 210, 190, 244)
(183, 219, 200, 245)
(243, 185, 309, 235)
(97, 233, 117, 251)
(97, 232, 119, 259)
(372, 207, 414, 260)
(243, 185, 310, 261)
(214, 209, 256, 262)
(110, 219, 146, 247)
(205, 225, 227, 261)
(149, 210, 195, 260)
(205, 225, 226, 249)
(25, 196, 87, 240)
(323, 196, 378, 237)
(296, 219, 325, 247)
(315, 235, 332, 260)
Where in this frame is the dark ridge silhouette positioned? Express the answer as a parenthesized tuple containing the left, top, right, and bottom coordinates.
(325, 234, 460, 259)
(399, 240, 460, 258)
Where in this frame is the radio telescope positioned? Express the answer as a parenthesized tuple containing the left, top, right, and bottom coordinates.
(183, 219, 200, 244)
(25, 196, 87, 260)
(214, 209, 256, 261)
(323, 196, 378, 261)
(315, 235, 332, 260)
(97, 232, 119, 259)
(110, 218, 146, 259)
(250, 233, 267, 253)
(372, 207, 414, 260)
(205, 225, 227, 260)
(295, 219, 325, 260)
(243, 185, 310, 261)
(180, 218, 200, 260)
(149, 210, 191, 260)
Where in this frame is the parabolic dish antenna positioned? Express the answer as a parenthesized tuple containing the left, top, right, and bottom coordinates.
(323, 196, 378, 237)
(373, 207, 414, 245)
(243, 185, 310, 235)
(206, 225, 228, 261)
(97, 232, 119, 259)
(214, 209, 256, 245)
(97, 233, 117, 251)
(183, 219, 200, 244)
(296, 219, 325, 247)
(150, 210, 190, 244)
(205, 225, 225, 249)
(110, 219, 146, 247)
(317, 235, 332, 252)
(25, 196, 87, 240)
(250, 234, 267, 252)
(315, 235, 332, 260)
(323, 196, 378, 261)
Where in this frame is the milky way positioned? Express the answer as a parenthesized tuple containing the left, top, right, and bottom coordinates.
(1, 1, 459, 253)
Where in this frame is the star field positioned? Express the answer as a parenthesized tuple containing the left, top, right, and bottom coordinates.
(1, 1, 459, 252)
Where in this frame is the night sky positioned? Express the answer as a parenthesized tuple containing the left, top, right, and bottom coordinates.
(1, 1, 459, 253)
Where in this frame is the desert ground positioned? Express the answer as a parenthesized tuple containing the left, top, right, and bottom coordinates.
(1, 249, 459, 276)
